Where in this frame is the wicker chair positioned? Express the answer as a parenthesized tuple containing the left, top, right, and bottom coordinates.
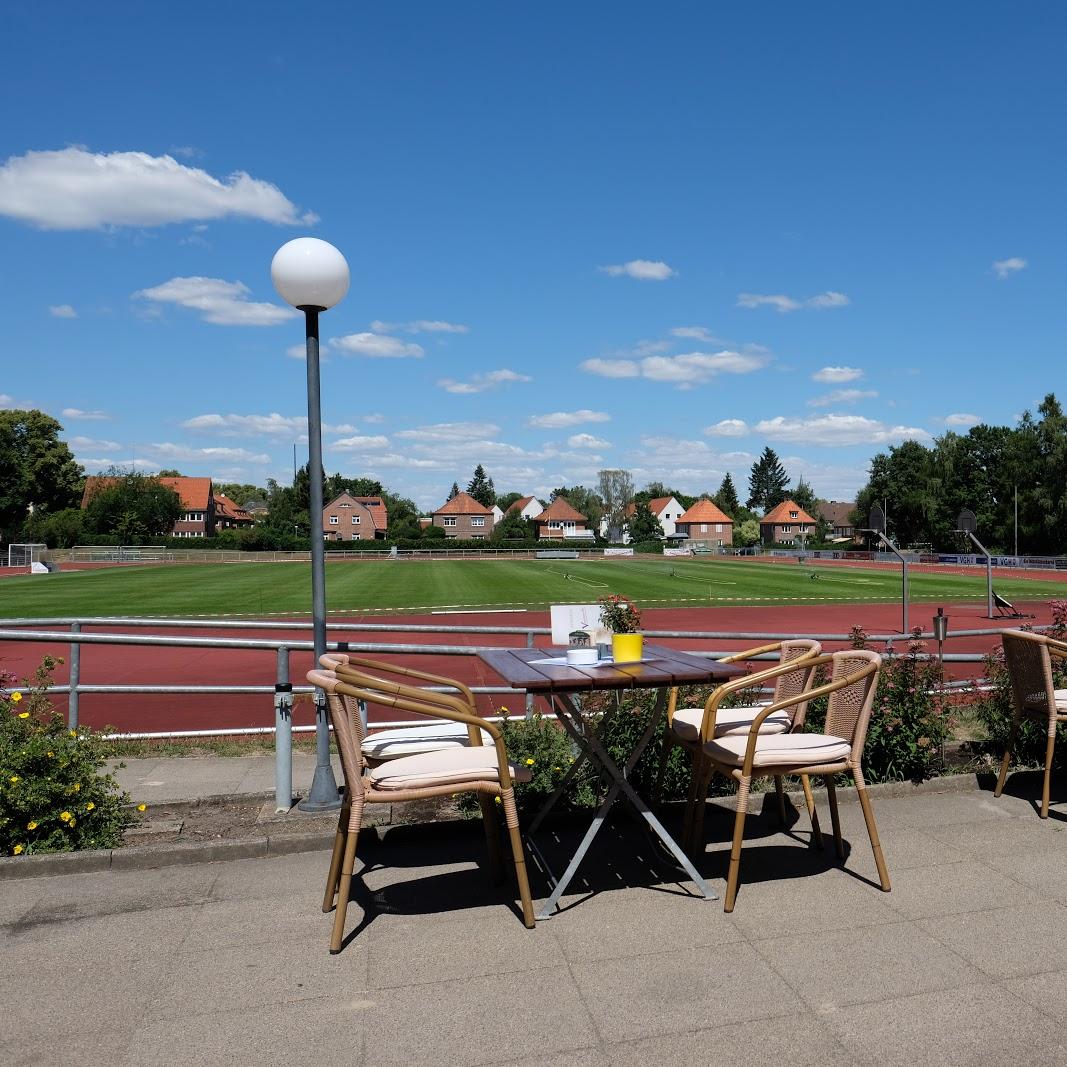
(306, 667, 535, 953)
(661, 640, 822, 848)
(994, 629, 1067, 818)
(692, 649, 889, 911)
(319, 653, 491, 762)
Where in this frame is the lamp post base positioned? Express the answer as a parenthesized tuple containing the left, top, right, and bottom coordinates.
(298, 762, 342, 812)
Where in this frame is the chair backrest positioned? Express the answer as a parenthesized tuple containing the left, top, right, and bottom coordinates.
(822, 650, 882, 762)
(772, 640, 821, 726)
(1001, 630, 1058, 723)
(319, 652, 477, 711)
(306, 668, 368, 798)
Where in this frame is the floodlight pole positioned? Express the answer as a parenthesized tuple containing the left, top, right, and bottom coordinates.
(864, 530, 909, 633)
(959, 530, 994, 619)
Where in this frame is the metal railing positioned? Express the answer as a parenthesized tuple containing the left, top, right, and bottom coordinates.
(0, 615, 1032, 812)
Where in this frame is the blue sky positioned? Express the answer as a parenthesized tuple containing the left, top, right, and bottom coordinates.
(2, 2, 1064, 511)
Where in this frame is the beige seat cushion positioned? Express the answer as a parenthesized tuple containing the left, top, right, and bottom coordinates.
(703, 732, 852, 769)
(1055, 689, 1067, 710)
(362, 722, 493, 760)
(671, 703, 788, 742)
(368, 746, 531, 791)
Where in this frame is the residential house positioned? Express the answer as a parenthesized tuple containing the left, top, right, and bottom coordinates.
(491, 504, 505, 526)
(213, 494, 255, 531)
(675, 498, 734, 550)
(81, 476, 216, 538)
(604, 495, 686, 542)
(243, 499, 269, 519)
(506, 496, 544, 520)
(322, 493, 389, 541)
(432, 491, 494, 539)
(760, 499, 816, 545)
(532, 496, 594, 540)
(817, 500, 857, 540)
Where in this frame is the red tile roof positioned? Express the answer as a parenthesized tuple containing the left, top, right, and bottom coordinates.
(434, 491, 492, 516)
(81, 475, 213, 511)
(213, 494, 252, 522)
(506, 495, 537, 514)
(677, 498, 733, 524)
(537, 496, 587, 522)
(761, 499, 816, 525)
(817, 501, 854, 527)
(623, 496, 675, 519)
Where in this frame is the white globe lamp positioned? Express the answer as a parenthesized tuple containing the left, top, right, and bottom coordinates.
(271, 237, 350, 310)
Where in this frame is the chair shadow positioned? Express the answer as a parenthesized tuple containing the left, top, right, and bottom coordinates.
(974, 768, 1067, 822)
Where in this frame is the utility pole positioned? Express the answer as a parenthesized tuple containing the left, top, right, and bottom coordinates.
(1014, 485, 1018, 558)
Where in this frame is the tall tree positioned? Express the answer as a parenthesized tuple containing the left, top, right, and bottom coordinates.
(627, 500, 662, 543)
(448, 481, 461, 501)
(597, 469, 634, 534)
(0, 409, 84, 540)
(747, 447, 789, 513)
(214, 483, 267, 506)
(714, 473, 740, 517)
(790, 477, 818, 516)
(550, 485, 604, 525)
(496, 491, 524, 512)
(83, 471, 183, 541)
(466, 465, 496, 508)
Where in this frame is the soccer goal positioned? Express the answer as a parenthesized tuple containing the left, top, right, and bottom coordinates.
(7, 543, 47, 567)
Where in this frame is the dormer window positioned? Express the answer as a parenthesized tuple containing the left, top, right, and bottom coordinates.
(790, 510, 798, 519)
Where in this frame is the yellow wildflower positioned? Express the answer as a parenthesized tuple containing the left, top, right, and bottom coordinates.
(525, 758, 535, 766)
(8, 776, 18, 784)
(69, 729, 77, 737)
(69, 818, 76, 829)
(27, 821, 38, 830)
(85, 802, 95, 812)
(72, 783, 81, 792)
(136, 803, 147, 812)
(494, 796, 501, 804)
(17, 712, 29, 719)
(13, 844, 24, 855)
(46, 751, 53, 758)
(11, 692, 22, 703)
(59, 811, 72, 822)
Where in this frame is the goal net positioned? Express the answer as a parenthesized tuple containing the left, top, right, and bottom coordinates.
(7, 543, 47, 567)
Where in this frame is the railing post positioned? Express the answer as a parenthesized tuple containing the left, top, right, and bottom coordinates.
(525, 630, 535, 719)
(274, 646, 293, 812)
(68, 621, 81, 730)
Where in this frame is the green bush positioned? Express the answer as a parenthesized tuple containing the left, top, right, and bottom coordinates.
(1, 658, 135, 856)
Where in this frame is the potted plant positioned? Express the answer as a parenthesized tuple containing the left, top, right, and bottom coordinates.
(598, 593, 644, 663)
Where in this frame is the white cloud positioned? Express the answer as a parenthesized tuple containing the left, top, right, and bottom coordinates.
(737, 291, 849, 312)
(438, 369, 532, 394)
(582, 349, 768, 387)
(62, 407, 110, 420)
(362, 413, 386, 424)
(68, 435, 120, 450)
(79, 456, 158, 472)
(992, 257, 1026, 279)
(49, 304, 77, 318)
(705, 419, 749, 437)
(812, 366, 863, 384)
(134, 277, 297, 327)
(182, 413, 307, 438)
(670, 326, 720, 342)
(598, 259, 677, 281)
(807, 388, 878, 408)
(330, 434, 391, 452)
(330, 333, 424, 358)
(395, 422, 501, 442)
(754, 414, 931, 446)
(527, 410, 611, 429)
(286, 343, 307, 359)
(942, 413, 980, 427)
(371, 319, 469, 334)
(0, 147, 316, 229)
(145, 442, 272, 464)
(568, 433, 611, 449)
(0, 394, 13, 408)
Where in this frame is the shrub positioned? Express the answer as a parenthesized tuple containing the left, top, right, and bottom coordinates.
(1, 657, 135, 856)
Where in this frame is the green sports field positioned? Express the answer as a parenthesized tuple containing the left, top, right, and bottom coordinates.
(1, 558, 1064, 618)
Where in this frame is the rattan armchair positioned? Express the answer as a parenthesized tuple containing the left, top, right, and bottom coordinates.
(691, 649, 889, 911)
(994, 629, 1067, 818)
(306, 666, 535, 953)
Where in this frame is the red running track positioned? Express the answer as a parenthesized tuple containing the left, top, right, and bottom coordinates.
(0, 597, 1054, 734)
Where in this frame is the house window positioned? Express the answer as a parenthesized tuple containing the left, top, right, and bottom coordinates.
(351, 516, 359, 525)
(329, 516, 338, 525)
(443, 517, 457, 527)
(716, 523, 722, 532)
(790, 511, 798, 519)
(782, 524, 792, 532)
(471, 517, 485, 527)
(340, 502, 350, 508)
(471, 535, 484, 540)
(700, 523, 707, 533)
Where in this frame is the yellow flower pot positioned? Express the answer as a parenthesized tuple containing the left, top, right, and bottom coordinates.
(611, 633, 644, 664)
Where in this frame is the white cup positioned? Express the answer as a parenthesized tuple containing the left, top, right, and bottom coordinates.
(566, 647, 598, 666)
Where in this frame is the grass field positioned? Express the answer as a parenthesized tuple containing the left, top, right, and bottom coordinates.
(1, 557, 1065, 617)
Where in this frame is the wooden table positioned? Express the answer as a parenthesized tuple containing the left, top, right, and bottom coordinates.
(479, 643, 746, 919)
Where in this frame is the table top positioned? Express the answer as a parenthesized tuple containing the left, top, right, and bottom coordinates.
(478, 643, 747, 693)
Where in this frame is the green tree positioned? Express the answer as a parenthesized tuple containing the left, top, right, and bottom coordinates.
(597, 469, 635, 535)
(324, 474, 383, 502)
(496, 491, 524, 512)
(747, 447, 789, 513)
(0, 410, 84, 541)
(83, 471, 183, 541)
(737, 517, 760, 546)
(157, 468, 183, 478)
(550, 485, 604, 526)
(627, 500, 662, 543)
(448, 481, 461, 501)
(714, 473, 740, 518)
(466, 465, 496, 508)
(214, 482, 267, 506)
(492, 513, 533, 541)
(791, 477, 818, 515)
(20, 507, 86, 548)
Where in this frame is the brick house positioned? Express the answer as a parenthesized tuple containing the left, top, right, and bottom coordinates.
(532, 496, 592, 540)
(323, 492, 389, 541)
(760, 499, 816, 545)
(432, 492, 494, 539)
(675, 498, 734, 549)
(213, 494, 255, 531)
(81, 475, 216, 538)
(817, 500, 856, 540)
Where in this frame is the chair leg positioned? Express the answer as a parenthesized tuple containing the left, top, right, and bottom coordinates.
(800, 773, 823, 848)
(680, 748, 704, 851)
(773, 775, 787, 825)
(994, 715, 1021, 798)
(687, 759, 716, 855)
(477, 794, 504, 881)
(322, 799, 350, 912)
(651, 730, 676, 806)
(1041, 728, 1056, 819)
(500, 788, 536, 928)
(330, 799, 364, 953)
(854, 769, 890, 892)
(724, 775, 751, 912)
(825, 776, 844, 861)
